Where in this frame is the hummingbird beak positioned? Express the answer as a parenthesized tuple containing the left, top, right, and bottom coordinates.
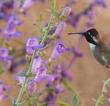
(68, 32, 84, 35)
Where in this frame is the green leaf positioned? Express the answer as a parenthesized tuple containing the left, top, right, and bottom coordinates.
(39, 103, 47, 106)
(72, 95, 79, 106)
(16, 72, 35, 78)
(58, 101, 71, 106)
(12, 100, 20, 106)
(0, 63, 5, 74)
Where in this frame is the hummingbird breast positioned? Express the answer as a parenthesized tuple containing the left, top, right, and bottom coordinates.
(92, 44, 110, 68)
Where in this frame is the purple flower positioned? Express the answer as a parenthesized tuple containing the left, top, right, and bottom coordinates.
(67, 12, 81, 27)
(20, 0, 36, 13)
(45, 74, 60, 82)
(62, 6, 71, 18)
(82, 4, 97, 28)
(16, 70, 25, 84)
(48, 26, 57, 35)
(2, 15, 22, 38)
(51, 40, 70, 60)
(45, 93, 56, 104)
(85, 8, 95, 28)
(0, 1, 22, 20)
(0, 47, 11, 61)
(45, 74, 64, 105)
(92, 0, 107, 8)
(54, 82, 64, 94)
(31, 56, 49, 82)
(9, 15, 23, 26)
(31, 56, 42, 73)
(0, 80, 11, 101)
(85, 18, 94, 28)
(4, 59, 12, 70)
(0, 12, 5, 19)
(0, 93, 6, 101)
(28, 78, 35, 93)
(54, 21, 66, 36)
(16, 56, 49, 93)
(34, 65, 47, 82)
(72, 47, 83, 57)
(0, 47, 12, 71)
(26, 38, 42, 55)
(16, 76, 25, 84)
(27, 56, 63, 93)
(3, 24, 21, 38)
(16, 71, 34, 93)
(32, 56, 48, 82)
(35, 65, 47, 76)
(0, 0, 14, 9)
(54, 64, 72, 80)
(0, 0, 14, 16)
(16, 71, 32, 91)
(28, 74, 58, 93)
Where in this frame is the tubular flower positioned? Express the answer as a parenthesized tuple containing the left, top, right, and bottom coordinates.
(0, 47, 11, 61)
(20, 0, 36, 13)
(54, 21, 66, 36)
(0, 80, 11, 101)
(3, 24, 21, 38)
(3, 15, 22, 38)
(51, 39, 70, 60)
(92, 0, 107, 8)
(61, 6, 71, 18)
(26, 38, 43, 55)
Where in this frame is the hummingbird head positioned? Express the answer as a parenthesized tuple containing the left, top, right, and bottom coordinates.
(68, 28, 99, 45)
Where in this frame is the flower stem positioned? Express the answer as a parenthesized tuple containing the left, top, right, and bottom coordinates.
(14, 0, 57, 105)
(95, 78, 110, 106)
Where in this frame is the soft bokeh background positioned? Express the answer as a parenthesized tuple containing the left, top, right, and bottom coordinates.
(0, 0, 110, 106)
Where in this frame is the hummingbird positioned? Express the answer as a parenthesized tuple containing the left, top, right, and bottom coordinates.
(68, 28, 110, 68)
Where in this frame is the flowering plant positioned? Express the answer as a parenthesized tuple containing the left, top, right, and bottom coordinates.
(0, 0, 109, 106)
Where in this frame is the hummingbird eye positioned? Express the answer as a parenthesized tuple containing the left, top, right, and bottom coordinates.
(87, 31, 98, 42)
(88, 32, 92, 36)
(87, 28, 98, 37)
(83, 28, 98, 45)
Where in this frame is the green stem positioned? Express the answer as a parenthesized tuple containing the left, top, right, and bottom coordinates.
(15, 78, 28, 105)
(62, 78, 82, 105)
(95, 78, 110, 106)
(14, 0, 57, 105)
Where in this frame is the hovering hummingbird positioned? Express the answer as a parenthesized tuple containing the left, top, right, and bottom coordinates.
(68, 28, 110, 68)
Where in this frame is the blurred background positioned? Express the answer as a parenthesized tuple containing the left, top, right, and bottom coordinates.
(0, 0, 110, 106)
